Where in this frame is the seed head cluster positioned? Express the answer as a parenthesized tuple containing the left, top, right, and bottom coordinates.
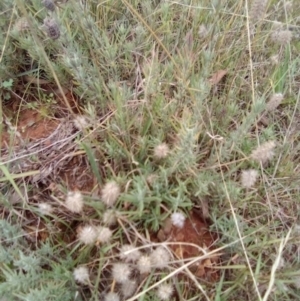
(119, 244, 141, 262)
(284, 1, 293, 12)
(271, 30, 292, 45)
(43, 17, 60, 40)
(121, 279, 137, 298)
(241, 169, 258, 188)
(171, 212, 186, 228)
(266, 93, 284, 111)
(104, 292, 120, 301)
(251, 141, 276, 165)
(13, 18, 30, 32)
(65, 191, 84, 213)
(73, 266, 89, 284)
(103, 209, 118, 226)
(249, 0, 268, 23)
(198, 24, 209, 39)
(112, 262, 132, 283)
(101, 181, 121, 207)
(77, 225, 98, 245)
(42, 0, 56, 11)
(73, 115, 89, 130)
(137, 255, 152, 274)
(150, 246, 170, 269)
(157, 283, 173, 300)
(38, 203, 53, 215)
(96, 226, 112, 243)
(154, 143, 170, 159)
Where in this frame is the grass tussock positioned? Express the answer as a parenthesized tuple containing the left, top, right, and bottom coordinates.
(0, 0, 300, 300)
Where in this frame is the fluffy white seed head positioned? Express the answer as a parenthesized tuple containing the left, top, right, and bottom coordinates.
(112, 262, 132, 283)
(284, 1, 293, 12)
(104, 292, 120, 301)
(73, 115, 89, 131)
(150, 246, 171, 269)
(119, 244, 141, 262)
(121, 279, 137, 298)
(171, 212, 186, 228)
(103, 209, 118, 226)
(137, 255, 152, 274)
(157, 283, 173, 300)
(251, 141, 276, 164)
(198, 24, 209, 39)
(271, 30, 293, 45)
(38, 203, 53, 215)
(241, 169, 258, 188)
(65, 191, 84, 213)
(96, 226, 112, 243)
(13, 17, 30, 32)
(146, 173, 158, 185)
(77, 225, 98, 245)
(101, 181, 121, 207)
(266, 93, 284, 111)
(73, 266, 89, 284)
(270, 54, 279, 65)
(249, 0, 268, 22)
(294, 277, 300, 289)
(154, 143, 170, 159)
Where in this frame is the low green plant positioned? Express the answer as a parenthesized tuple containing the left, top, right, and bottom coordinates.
(1, 0, 300, 300)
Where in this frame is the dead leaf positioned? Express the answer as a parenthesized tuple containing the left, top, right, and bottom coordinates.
(208, 70, 227, 85)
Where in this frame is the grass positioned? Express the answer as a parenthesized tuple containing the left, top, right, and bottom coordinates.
(1, 0, 300, 300)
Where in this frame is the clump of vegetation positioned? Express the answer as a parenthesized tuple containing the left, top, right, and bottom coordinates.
(1, 0, 300, 300)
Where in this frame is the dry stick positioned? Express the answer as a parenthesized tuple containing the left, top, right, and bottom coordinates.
(262, 228, 292, 301)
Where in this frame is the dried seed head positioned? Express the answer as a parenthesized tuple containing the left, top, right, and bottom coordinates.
(103, 209, 118, 226)
(249, 0, 268, 23)
(241, 169, 258, 188)
(271, 30, 292, 45)
(104, 292, 120, 301)
(157, 283, 173, 300)
(198, 24, 209, 39)
(154, 143, 170, 159)
(171, 212, 186, 229)
(146, 173, 158, 185)
(121, 279, 137, 298)
(77, 225, 98, 245)
(13, 17, 30, 32)
(294, 277, 300, 289)
(96, 226, 112, 243)
(150, 246, 170, 269)
(42, 0, 55, 11)
(119, 244, 141, 262)
(43, 17, 60, 40)
(38, 203, 53, 215)
(284, 1, 293, 12)
(73, 115, 89, 130)
(251, 141, 276, 164)
(101, 181, 120, 207)
(65, 191, 84, 213)
(112, 262, 132, 283)
(137, 255, 152, 274)
(73, 266, 89, 284)
(273, 21, 283, 31)
(266, 93, 284, 111)
(270, 54, 279, 65)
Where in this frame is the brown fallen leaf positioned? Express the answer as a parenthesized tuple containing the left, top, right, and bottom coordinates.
(208, 69, 227, 85)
